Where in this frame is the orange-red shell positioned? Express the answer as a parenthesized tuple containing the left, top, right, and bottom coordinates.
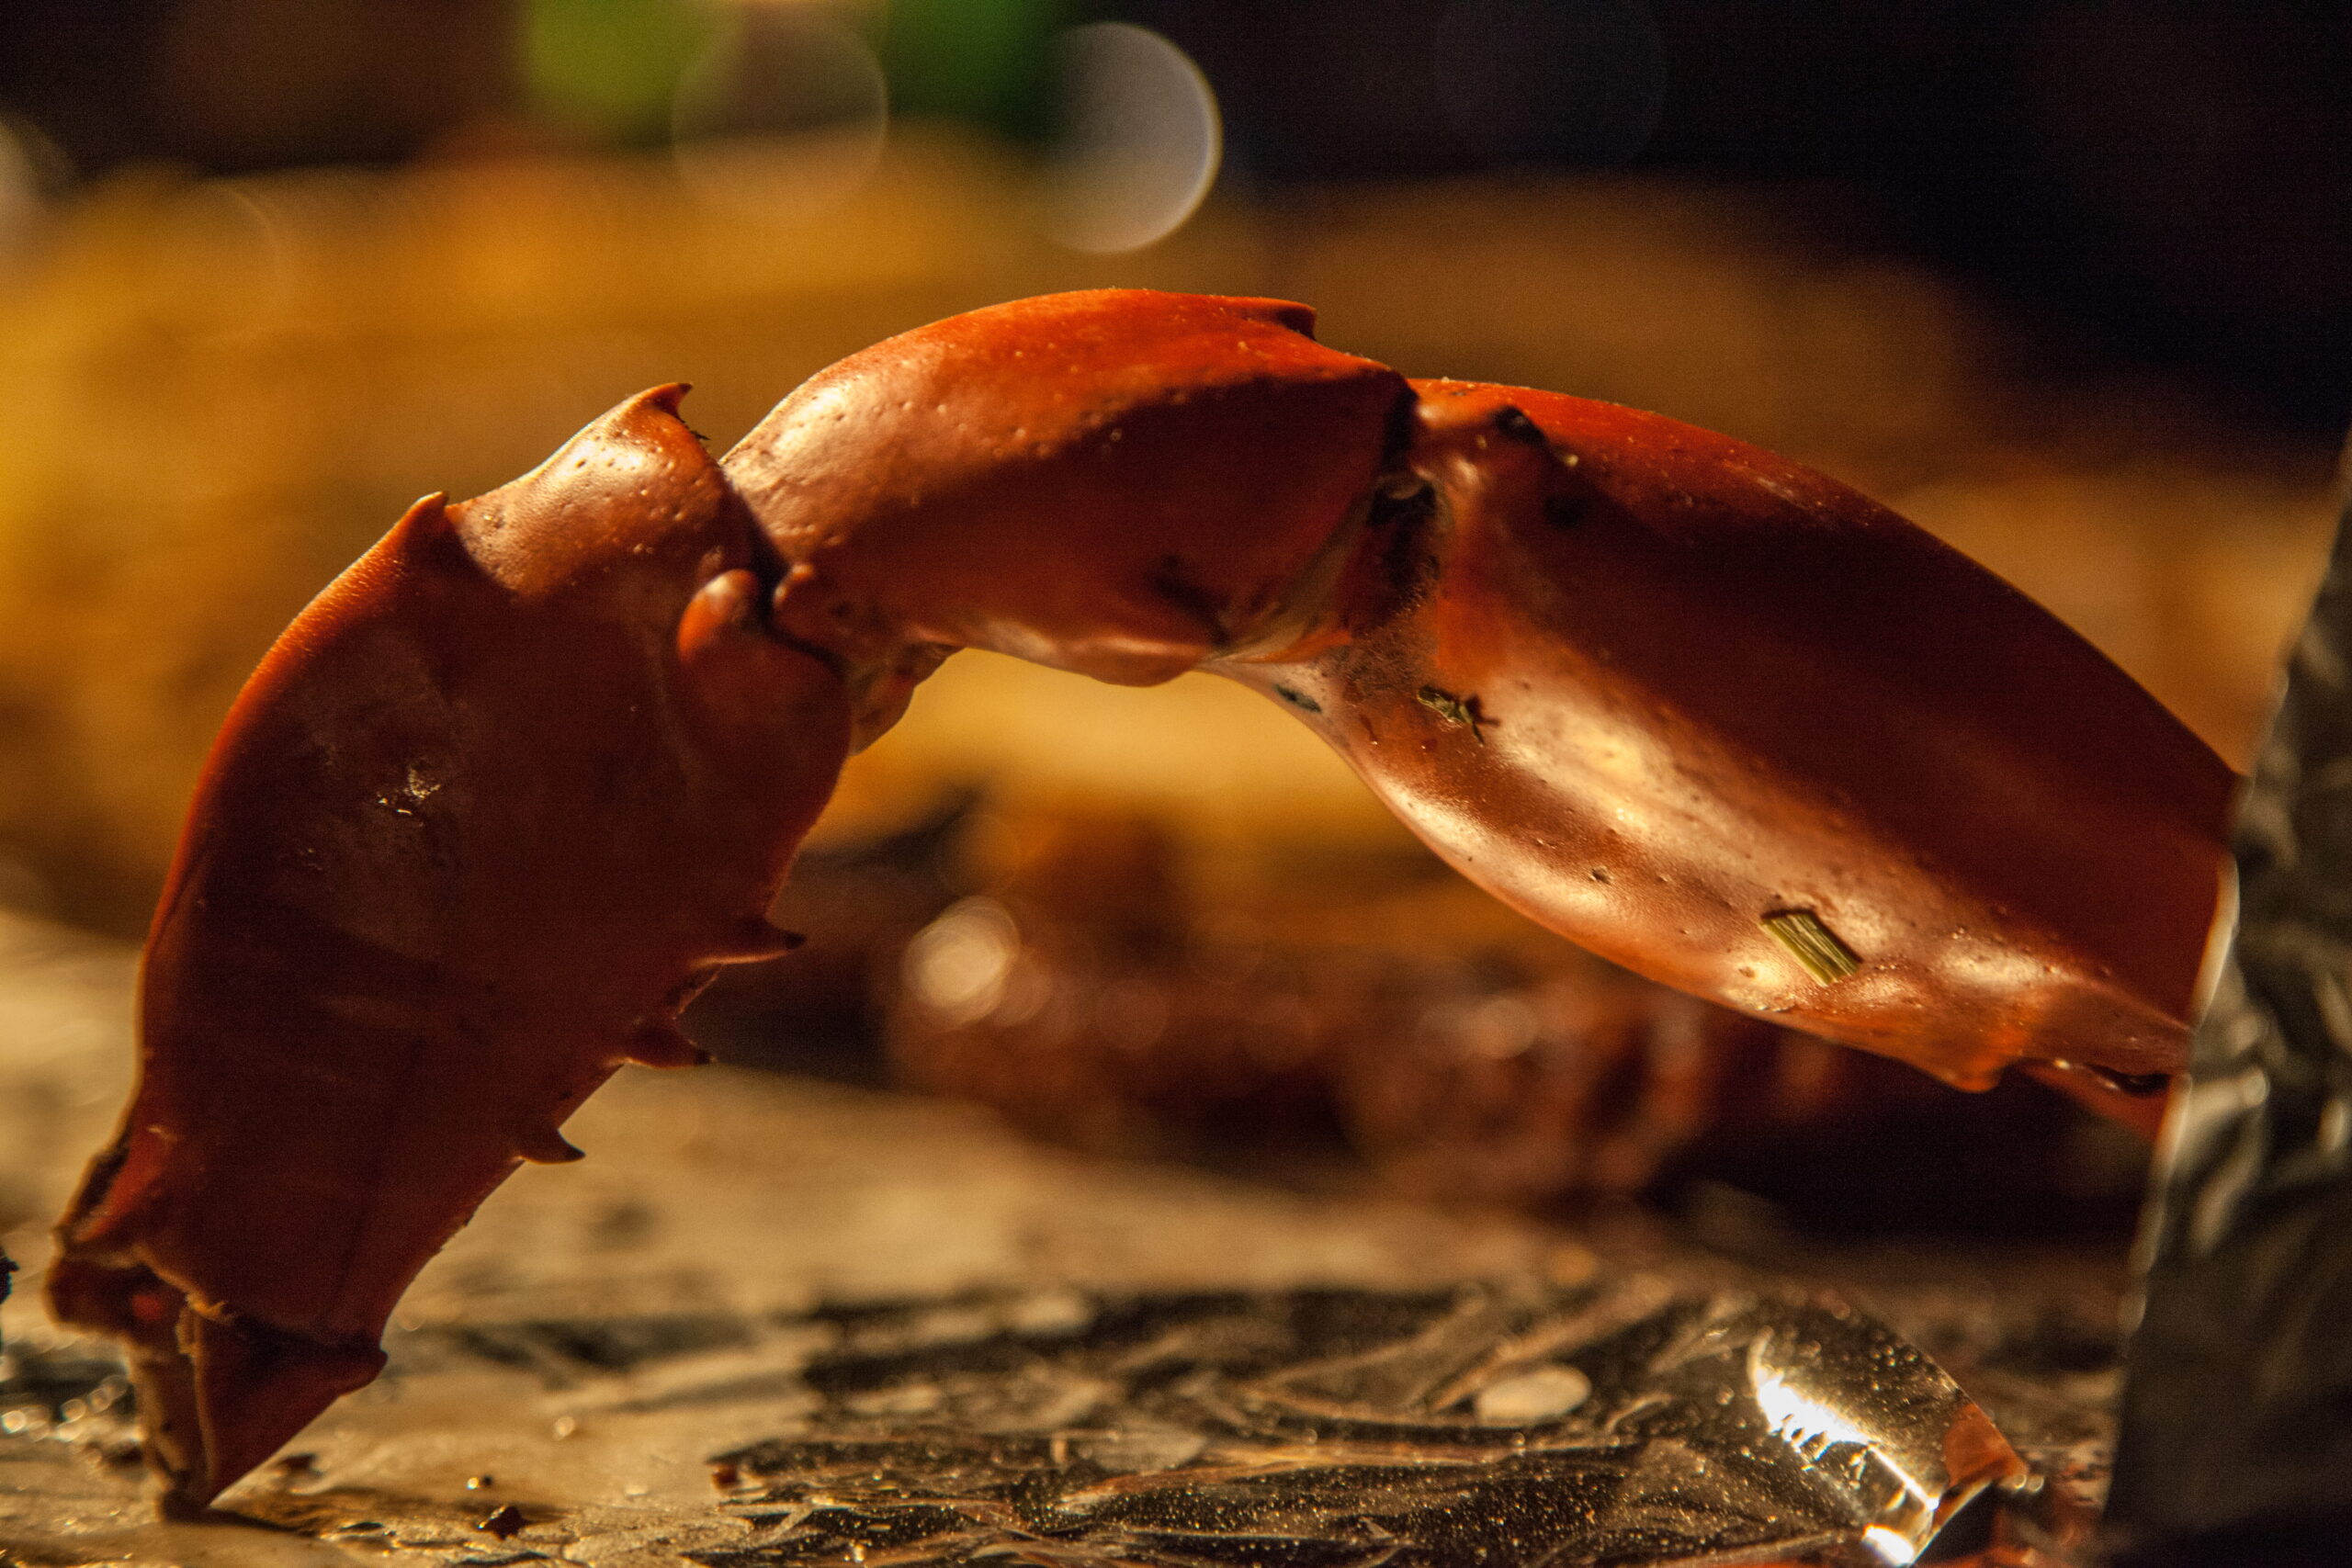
(1232, 378, 2231, 1093)
(53, 389, 852, 1503)
(51, 290, 2226, 1509)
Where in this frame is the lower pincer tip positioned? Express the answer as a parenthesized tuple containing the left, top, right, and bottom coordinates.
(136, 1305, 390, 1510)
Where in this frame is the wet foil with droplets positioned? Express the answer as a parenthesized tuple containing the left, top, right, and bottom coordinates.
(687, 1279, 2025, 1568)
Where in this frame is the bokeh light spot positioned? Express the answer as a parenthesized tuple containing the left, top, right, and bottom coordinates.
(526, 0, 718, 144)
(1044, 23, 1221, 255)
(672, 2, 889, 219)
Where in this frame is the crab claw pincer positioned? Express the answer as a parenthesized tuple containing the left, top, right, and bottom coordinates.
(51, 290, 2229, 1506)
(51, 387, 853, 1506)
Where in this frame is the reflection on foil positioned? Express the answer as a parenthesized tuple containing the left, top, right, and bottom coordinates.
(2110, 470, 2352, 1551)
(696, 1280, 2025, 1568)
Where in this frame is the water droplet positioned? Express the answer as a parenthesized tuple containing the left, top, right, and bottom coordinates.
(1474, 1364, 1590, 1424)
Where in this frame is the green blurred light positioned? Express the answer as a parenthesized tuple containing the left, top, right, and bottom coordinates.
(524, 0, 720, 144)
(881, 0, 1068, 141)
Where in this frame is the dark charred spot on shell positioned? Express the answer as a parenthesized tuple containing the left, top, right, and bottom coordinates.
(2087, 1066, 2174, 1097)
(1366, 475, 1434, 527)
(1492, 405, 1548, 446)
(1272, 683, 1323, 715)
(1366, 484, 1442, 622)
(1380, 385, 1421, 465)
(1543, 491, 1591, 529)
(1148, 554, 1228, 643)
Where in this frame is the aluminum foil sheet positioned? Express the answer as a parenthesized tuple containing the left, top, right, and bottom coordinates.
(698, 1281, 2031, 1568)
(2110, 468, 2352, 1554)
(0, 1279, 2051, 1567)
(0, 924, 2087, 1568)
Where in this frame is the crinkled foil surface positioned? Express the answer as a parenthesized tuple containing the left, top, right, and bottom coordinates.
(4, 1280, 2030, 1568)
(0, 921, 2101, 1568)
(688, 1281, 2019, 1568)
(2111, 475, 2352, 1548)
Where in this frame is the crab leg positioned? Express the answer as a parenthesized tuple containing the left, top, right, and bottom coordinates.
(51, 289, 2229, 1509)
(49, 389, 854, 1506)
(726, 292, 2233, 1102)
(1272, 378, 2233, 1102)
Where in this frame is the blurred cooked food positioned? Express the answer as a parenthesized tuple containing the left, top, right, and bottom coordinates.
(883, 799, 2143, 1230)
(885, 803, 1947, 1199)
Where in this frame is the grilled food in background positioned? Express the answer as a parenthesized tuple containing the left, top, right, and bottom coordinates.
(692, 795, 2151, 1230)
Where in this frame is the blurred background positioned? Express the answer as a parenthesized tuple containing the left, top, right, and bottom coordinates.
(0, 0, 2347, 1237)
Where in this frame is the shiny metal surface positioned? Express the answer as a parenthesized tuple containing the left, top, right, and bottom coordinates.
(697, 1280, 2023, 1568)
(2111, 462, 2352, 1551)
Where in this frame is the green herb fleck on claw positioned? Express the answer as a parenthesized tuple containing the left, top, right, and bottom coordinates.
(1761, 909, 1860, 984)
(1417, 686, 1490, 743)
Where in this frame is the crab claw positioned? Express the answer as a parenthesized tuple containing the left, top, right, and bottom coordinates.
(52, 288, 2230, 1508)
(723, 292, 2233, 1097)
(51, 387, 853, 1506)
(726, 288, 1413, 727)
(1229, 378, 2235, 1099)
